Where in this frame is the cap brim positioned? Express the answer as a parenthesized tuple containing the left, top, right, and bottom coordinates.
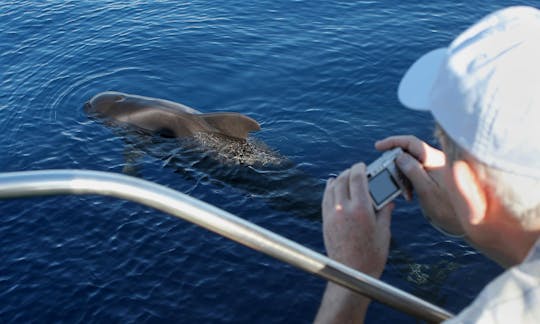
(398, 48, 447, 111)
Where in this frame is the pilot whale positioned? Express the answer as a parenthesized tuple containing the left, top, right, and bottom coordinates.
(85, 91, 284, 167)
(84, 91, 322, 219)
(84, 91, 261, 140)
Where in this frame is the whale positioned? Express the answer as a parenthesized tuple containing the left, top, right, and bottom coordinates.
(84, 91, 286, 167)
(84, 91, 261, 140)
(84, 91, 323, 219)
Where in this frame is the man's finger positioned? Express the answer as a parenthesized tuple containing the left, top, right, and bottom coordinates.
(376, 136, 446, 168)
(375, 135, 427, 162)
(395, 153, 434, 196)
(376, 202, 394, 230)
(335, 168, 351, 201)
(322, 178, 336, 212)
(349, 162, 370, 206)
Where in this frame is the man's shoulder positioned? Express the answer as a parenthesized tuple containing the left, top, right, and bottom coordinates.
(445, 240, 540, 323)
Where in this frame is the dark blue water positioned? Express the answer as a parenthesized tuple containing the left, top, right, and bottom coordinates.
(1, 1, 532, 322)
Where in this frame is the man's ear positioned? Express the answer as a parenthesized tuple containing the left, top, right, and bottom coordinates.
(452, 161, 487, 225)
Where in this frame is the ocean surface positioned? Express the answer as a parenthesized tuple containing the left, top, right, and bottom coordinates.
(0, 1, 533, 322)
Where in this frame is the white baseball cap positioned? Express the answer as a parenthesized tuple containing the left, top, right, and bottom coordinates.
(398, 6, 540, 178)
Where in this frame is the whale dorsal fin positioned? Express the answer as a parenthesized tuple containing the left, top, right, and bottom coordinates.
(199, 113, 261, 139)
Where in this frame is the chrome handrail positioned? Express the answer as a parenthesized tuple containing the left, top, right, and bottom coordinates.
(0, 170, 453, 322)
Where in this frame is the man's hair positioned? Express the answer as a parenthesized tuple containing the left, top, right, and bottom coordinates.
(435, 124, 540, 229)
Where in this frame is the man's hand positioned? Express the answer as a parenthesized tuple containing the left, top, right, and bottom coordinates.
(322, 162, 394, 277)
(376, 135, 464, 237)
(315, 162, 393, 324)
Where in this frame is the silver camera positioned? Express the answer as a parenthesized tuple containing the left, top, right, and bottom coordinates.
(367, 147, 410, 210)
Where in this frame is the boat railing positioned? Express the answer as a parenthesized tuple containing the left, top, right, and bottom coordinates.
(0, 169, 453, 322)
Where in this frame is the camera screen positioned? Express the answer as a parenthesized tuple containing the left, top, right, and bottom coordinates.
(369, 169, 399, 205)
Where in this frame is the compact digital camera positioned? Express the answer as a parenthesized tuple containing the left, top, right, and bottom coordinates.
(366, 147, 410, 210)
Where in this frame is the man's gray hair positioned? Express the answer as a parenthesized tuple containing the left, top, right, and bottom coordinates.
(435, 124, 540, 229)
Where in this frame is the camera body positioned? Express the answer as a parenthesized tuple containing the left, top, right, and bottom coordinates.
(367, 147, 410, 210)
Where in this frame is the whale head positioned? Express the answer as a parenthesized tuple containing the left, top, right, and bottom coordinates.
(84, 91, 127, 116)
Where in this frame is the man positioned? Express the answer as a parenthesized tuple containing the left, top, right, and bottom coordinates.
(315, 6, 540, 323)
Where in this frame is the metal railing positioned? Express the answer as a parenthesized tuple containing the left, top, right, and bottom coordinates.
(0, 170, 453, 322)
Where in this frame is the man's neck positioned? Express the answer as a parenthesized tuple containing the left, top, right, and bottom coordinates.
(468, 209, 540, 268)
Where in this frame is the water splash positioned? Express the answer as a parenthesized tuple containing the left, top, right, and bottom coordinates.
(191, 132, 286, 167)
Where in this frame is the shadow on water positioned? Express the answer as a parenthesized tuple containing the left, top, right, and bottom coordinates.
(388, 239, 462, 308)
(93, 120, 325, 221)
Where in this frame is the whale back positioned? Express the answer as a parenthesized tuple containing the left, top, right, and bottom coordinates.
(86, 91, 261, 140)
